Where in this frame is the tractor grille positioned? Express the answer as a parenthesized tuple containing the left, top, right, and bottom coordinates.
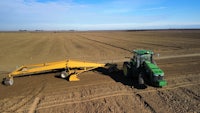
(154, 75, 163, 81)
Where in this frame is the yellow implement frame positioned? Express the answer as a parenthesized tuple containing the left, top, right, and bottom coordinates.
(3, 59, 105, 86)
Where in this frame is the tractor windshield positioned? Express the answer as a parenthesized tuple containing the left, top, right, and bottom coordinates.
(134, 52, 154, 68)
(140, 54, 153, 63)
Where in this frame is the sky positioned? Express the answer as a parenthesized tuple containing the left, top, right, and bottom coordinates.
(0, 0, 200, 30)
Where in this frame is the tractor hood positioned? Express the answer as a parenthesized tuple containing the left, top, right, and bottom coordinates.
(144, 61, 164, 76)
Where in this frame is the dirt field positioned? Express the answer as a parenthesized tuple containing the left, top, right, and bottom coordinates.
(0, 30, 200, 113)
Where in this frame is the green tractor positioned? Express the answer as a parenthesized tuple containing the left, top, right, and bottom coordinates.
(123, 50, 167, 87)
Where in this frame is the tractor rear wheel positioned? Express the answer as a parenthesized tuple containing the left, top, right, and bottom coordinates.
(123, 62, 131, 77)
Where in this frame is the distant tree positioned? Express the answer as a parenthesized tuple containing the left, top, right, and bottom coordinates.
(19, 30, 27, 32)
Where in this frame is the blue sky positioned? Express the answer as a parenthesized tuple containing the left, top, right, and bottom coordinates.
(0, 0, 200, 30)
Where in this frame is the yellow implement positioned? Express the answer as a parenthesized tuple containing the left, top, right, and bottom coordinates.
(3, 59, 105, 85)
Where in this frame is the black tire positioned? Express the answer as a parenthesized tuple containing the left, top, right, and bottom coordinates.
(123, 62, 131, 77)
(3, 78, 14, 86)
(60, 71, 69, 79)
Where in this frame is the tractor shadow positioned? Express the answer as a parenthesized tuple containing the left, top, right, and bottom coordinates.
(95, 63, 147, 89)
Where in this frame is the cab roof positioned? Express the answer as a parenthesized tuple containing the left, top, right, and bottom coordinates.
(133, 49, 154, 55)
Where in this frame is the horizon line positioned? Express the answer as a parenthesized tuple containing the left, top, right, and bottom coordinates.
(0, 28, 200, 32)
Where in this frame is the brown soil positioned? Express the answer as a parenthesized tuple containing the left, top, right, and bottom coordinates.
(0, 30, 200, 113)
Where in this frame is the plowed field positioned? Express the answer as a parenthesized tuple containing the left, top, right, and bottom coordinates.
(0, 30, 200, 113)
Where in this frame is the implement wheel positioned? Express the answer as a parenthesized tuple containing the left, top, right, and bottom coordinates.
(60, 71, 69, 79)
(3, 77, 14, 86)
(123, 62, 131, 77)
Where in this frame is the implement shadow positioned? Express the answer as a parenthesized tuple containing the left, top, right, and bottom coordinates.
(95, 63, 147, 89)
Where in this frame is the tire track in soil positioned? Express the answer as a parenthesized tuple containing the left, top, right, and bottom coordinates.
(36, 81, 135, 110)
(37, 90, 133, 110)
(179, 87, 200, 101)
(135, 82, 200, 94)
(157, 53, 200, 60)
(77, 35, 132, 53)
(62, 35, 124, 60)
(132, 74, 200, 113)
(40, 82, 128, 104)
(134, 83, 200, 113)
(133, 72, 200, 95)
(28, 97, 41, 113)
(80, 34, 140, 49)
(136, 94, 156, 113)
(1, 81, 46, 113)
(156, 87, 199, 113)
(36, 74, 200, 112)
(37, 81, 198, 112)
(72, 35, 115, 58)
(43, 81, 115, 95)
(145, 90, 174, 113)
(87, 34, 183, 50)
(38, 81, 200, 112)
(165, 73, 199, 81)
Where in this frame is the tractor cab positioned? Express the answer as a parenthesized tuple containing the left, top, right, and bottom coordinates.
(133, 50, 154, 68)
